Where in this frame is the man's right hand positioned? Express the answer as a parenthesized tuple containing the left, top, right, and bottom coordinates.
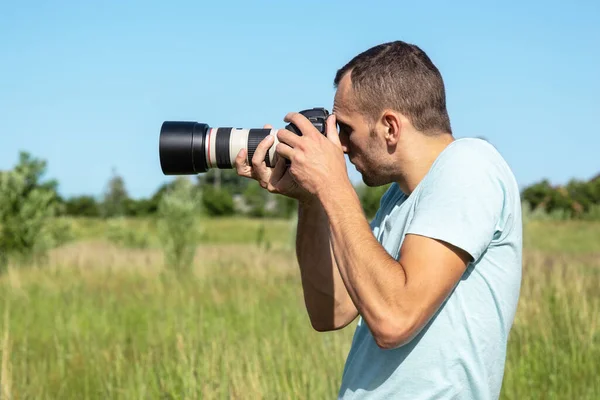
(234, 124, 315, 204)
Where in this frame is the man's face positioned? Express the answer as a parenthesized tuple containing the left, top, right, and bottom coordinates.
(333, 74, 388, 187)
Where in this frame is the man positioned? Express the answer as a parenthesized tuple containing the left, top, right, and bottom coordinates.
(235, 40, 522, 399)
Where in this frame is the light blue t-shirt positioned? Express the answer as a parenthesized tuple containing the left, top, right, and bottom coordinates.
(338, 138, 523, 400)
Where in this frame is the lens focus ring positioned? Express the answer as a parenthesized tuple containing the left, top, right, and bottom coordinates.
(247, 129, 272, 167)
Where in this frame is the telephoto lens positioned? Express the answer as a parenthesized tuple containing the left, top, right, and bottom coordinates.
(158, 108, 330, 175)
(159, 123, 279, 175)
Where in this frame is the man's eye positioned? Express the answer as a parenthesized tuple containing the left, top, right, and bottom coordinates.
(338, 124, 352, 136)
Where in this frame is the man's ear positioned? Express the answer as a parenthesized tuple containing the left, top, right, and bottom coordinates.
(382, 110, 401, 145)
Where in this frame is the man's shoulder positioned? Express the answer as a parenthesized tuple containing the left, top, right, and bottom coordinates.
(429, 138, 519, 192)
(440, 137, 504, 164)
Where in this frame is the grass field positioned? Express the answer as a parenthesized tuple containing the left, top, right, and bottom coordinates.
(1, 217, 599, 399)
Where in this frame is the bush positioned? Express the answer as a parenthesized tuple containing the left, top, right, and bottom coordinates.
(62, 195, 101, 217)
(0, 152, 67, 270)
(242, 182, 269, 217)
(201, 186, 235, 216)
(157, 178, 202, 274)
(106, 218, 151, 248)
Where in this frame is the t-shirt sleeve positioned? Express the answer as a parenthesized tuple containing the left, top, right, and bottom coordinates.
(405, 147, 505, 262)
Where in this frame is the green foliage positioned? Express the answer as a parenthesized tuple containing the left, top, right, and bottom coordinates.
(197, 169, 250, 195)
(101, 168, 129, 218)
(157, 177, 202, 273)
(106, 218, 151, 248)
(522, 175, 600, 220)
(254, 223, 272, 250)
(566, 177, 600, 214)
(583, 204, 600, 221)
(0, 152, 68, 269)
(238, 182, 297, 219)
(122, 197, 156, 217)
(522, 179, 554, 211)
(201, 186, 235, 216)
(62, 195, 101, 217)
(274, 195, 298, 219)
(242, 181, 270, 217)
(356, 183, 392, 218)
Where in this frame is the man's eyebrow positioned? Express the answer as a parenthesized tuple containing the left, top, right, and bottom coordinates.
(334, 114, 351, 127)
(336, 119, 352, 130)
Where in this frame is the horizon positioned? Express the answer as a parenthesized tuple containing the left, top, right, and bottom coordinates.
(1, 1, 599, 200)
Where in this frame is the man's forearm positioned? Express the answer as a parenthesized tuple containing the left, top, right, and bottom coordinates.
(296, 198, 358, 331)
(318, 182, 412, 346)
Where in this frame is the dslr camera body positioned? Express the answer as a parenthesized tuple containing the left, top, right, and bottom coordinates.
(159, 108, 330, 175)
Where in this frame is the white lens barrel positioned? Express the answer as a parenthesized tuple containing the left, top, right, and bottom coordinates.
(205, 128, 279, 169)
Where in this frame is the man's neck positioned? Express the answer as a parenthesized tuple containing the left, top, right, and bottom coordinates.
(396, 134, 455, 195)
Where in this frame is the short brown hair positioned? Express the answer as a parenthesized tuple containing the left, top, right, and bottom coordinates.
(334, 41, 452, 135)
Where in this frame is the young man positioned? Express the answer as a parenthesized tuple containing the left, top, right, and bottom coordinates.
(235, 40, 522, 399)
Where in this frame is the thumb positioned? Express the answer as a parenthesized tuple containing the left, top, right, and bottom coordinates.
(325, 114, 341, 148)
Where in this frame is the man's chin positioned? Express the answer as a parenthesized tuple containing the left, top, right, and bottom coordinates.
(361, 171, 388, 188)
(361, 173, 378, 187)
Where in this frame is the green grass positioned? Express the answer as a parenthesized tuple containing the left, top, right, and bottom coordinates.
(63, 215, 600, 254)
(1, 242, 351, 399)
(524, 219, 600, 254)
(0, 218, 599, 399)
(61, 216, 295, 247)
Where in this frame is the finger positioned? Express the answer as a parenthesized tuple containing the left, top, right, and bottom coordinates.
(263, 124, 273, 129)
(270, 155, 288, 184)
(326, 114, 342, 148)
(251, 134, 275, 176)
(275, 141, 294, 161)
(276, 165, 298, 194)
(277, 128, 302, 148)
(283, 112, 319, 139)
(234, 148, 252, 178)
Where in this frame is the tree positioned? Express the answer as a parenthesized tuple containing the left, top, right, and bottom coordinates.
(197, 169, 250, 195)
(0, 152, 64, 269)
(102, 168, 129, 218)
(63, 195, 100, 217)
(157, 177, 202, 274)
(521, 175, 600, 219)
(521, 179, 554, 212)
(201, 186, 235, 216)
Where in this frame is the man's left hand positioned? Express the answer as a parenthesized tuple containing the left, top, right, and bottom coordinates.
(276, 112, 348, 200)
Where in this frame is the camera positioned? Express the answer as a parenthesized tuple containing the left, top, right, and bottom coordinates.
(159, 107, 330, 175)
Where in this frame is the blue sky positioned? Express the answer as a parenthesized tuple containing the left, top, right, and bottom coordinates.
(1, 0, 599, 199)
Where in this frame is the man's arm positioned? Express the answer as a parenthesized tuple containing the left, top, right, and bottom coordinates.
(319, 180, 471, 349)
(232, 121, 359, 332)
(274, 113, 505, 349)
(296, 198, 359, 331)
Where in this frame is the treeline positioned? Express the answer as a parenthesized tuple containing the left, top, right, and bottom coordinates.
(1, 151, 599, 270)
(3, 151, 600, 223)
(57, 166, 298, 220)
(53, 161, 390, 220)
(521, 175, 600, 220)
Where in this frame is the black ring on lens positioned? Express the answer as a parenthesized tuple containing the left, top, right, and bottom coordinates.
(216, 128, 232, 168)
